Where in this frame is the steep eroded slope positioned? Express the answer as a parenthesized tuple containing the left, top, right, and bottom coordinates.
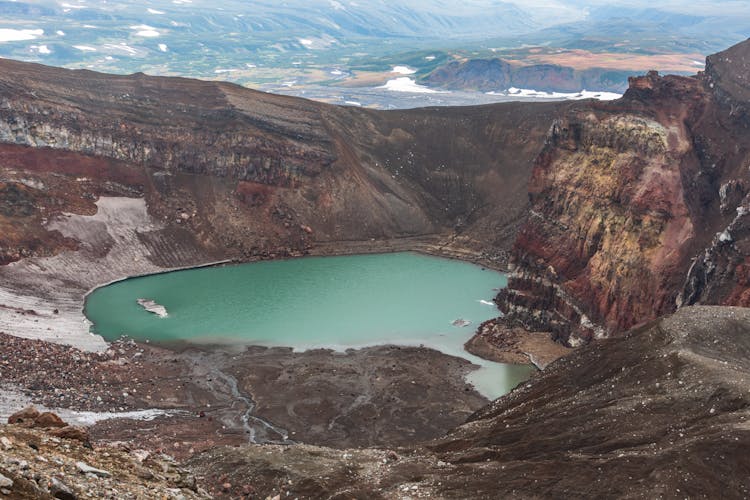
(496, 39, 750, 345)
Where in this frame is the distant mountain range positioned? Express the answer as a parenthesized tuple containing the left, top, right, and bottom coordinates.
(0, 0, 746, 97)
(483, 4, 750, 55)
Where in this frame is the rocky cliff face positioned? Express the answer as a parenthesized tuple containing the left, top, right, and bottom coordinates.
(497, 39, 750, 346)
(425, 58, 632, 93)
(0, 58, 560, 267)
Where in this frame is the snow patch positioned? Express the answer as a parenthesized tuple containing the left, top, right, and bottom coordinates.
(344, 100, 362, 106)
(30, 44, 51, 54)
(63, 408, 182, 426)
(158, 43, 168, 52)
(298, 38, 313, 47)
(147, 8, 165, 14)
(0, 386, 183, 426)
(130, 25, 160, 37)
(488, 87, 621, 101)
(103, 43, 138, 55)
(0, 28, 43, 42)
(137, 298, 168, 318)
(73, 45, 97, 52)
(379, 77, 446, 94)
(392, 65, 416, 75)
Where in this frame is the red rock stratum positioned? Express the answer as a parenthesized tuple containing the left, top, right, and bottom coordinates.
(497, 39, 750, 345)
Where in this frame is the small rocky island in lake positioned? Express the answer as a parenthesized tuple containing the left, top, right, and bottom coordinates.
(452, 318, 472, 327)
(136, 298, 168, 318)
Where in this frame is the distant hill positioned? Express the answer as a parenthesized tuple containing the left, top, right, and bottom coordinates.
(424, 59, 632, 93)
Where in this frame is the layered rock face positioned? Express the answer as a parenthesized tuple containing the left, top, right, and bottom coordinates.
(0, 58, 560, 265)
(497, 40, 750, 346)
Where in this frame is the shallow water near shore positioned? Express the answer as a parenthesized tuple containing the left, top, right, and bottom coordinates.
(85, 252, 533, 399)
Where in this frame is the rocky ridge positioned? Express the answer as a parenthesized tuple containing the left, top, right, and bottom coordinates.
(0, 57, 561, 266)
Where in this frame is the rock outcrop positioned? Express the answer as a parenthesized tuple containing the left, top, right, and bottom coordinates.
(496, 39, 750, 345)
(0, 57, 561, 266)
(0, 421, 207, 498)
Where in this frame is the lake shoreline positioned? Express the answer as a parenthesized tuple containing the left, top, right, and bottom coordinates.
(0, 196, 510, 353)
(84, 251, 531, 400)
(0, 198, 548, 464)
(0, 332, 493, 454)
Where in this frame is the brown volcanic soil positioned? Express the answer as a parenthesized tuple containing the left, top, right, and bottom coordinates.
(0, 333, 491, 459)
(220, 345, 487, 448)
(465, 318, 571, 369)
(188, 306, 750, 499)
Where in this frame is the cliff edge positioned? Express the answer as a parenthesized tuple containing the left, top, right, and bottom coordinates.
(495, 39, 750, 346)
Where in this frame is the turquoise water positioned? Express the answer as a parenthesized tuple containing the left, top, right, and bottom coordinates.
(84, 252, 534, 399)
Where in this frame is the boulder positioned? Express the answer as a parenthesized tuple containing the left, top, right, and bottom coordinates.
(50, 426, 90, 444)
(50, 477, 77, 500)
(34, 412, 67, 428)
(7, 406, 40, 425)
(0, 436, 13, 450)
(76, 461, 111, 478)
(0, 472, 12, 489)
